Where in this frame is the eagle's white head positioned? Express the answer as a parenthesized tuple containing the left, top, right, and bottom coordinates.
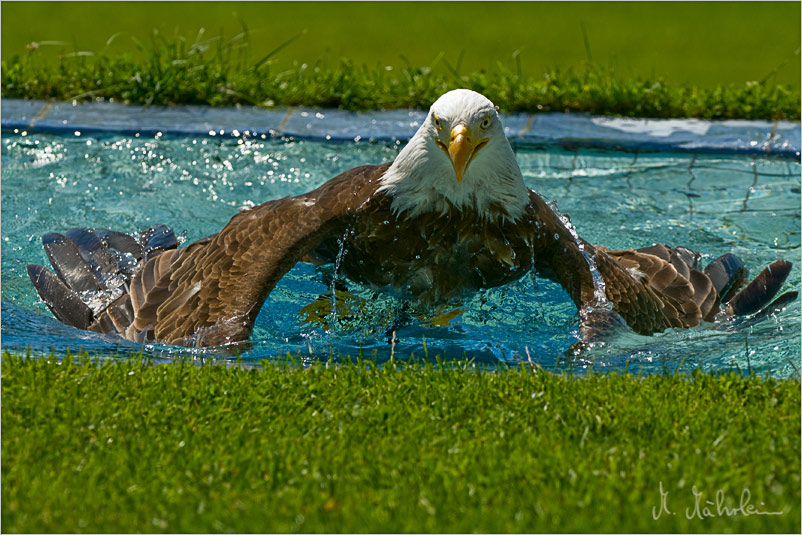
(378, 89, 529, 221)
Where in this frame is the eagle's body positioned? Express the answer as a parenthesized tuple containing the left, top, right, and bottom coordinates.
(308, 164, 533, 305)
(27, 90, 795, 348)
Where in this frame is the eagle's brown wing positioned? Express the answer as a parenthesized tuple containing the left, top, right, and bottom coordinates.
(524, 189, 794, 337)
(28, 163, 390, 347)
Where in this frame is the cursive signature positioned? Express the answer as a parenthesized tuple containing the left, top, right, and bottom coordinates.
(652, 481, 786, 520)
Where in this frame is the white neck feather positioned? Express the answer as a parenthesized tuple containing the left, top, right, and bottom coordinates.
(377, 92, 529, 222)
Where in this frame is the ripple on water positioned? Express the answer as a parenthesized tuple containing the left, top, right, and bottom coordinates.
(2, 133, 799, 375)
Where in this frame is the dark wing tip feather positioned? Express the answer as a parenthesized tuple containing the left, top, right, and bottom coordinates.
(93, 228, 144, 277)
(94, 229, 143, 259)
(42, 231, 102, 293)
(63, 228, 120, 284)
(752, 291, 799, 320)
(703, 253, 748, 302)
(673, 246, 701, 271)
(141, 225, 179, 259)
(726, 260, 793, 316)
(27, 264, 93, 330)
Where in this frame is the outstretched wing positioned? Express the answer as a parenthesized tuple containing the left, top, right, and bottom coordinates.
(29, 163, 390, 347)
(524, 189, 795, 337)
(594, 245, 794, 335)
(523, 190, 686, 335)
(593, 244, 717, 332)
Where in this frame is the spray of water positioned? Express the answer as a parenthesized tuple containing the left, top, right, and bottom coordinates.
(328, 226, 352, 330)
(547, 200, 610, 308)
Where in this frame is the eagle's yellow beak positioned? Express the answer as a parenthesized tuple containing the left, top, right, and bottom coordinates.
(447, 124, 487, 184)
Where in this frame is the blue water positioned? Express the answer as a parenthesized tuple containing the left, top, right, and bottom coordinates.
(2, 131, 800, 376)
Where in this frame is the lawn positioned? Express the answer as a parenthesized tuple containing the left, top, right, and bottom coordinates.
(2, 1, 800, 87)
(1, 3, 800, 534)
(1, 2, 800, 118)
(2, 354, 800, 533)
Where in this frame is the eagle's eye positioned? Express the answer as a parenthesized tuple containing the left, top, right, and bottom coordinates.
(480, 115, 492, 131)
(432, 114, 442, 130)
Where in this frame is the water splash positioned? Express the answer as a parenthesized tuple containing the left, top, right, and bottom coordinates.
(328, 226, 352, 329)
(78, 285, 124, 316)
(548, 200, 609, 308)
(3, 133, 799, 375)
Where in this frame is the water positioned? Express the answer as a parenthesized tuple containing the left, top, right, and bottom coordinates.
(2, 131, 799, 376)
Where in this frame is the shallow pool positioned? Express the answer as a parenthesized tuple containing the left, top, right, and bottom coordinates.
(2, 131, 800, 375)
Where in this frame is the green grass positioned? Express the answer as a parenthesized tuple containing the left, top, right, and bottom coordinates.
(1, 2, 800, 119)
(2, 27, 799, 120)
(2, 353, 800, 533)
(2, 2, 800, 88)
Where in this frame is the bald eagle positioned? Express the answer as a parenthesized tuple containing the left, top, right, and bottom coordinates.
(27, 89, 795, 347)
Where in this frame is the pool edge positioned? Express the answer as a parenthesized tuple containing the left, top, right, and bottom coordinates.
(2, 98, 800, 160)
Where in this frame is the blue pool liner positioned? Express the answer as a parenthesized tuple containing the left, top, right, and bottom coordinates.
(2, 98, 799, 159)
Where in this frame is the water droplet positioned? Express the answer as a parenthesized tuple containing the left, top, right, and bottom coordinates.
(554, 233, 559, 240)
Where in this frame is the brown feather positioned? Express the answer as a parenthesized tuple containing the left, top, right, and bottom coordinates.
(29, 159, 795, 346)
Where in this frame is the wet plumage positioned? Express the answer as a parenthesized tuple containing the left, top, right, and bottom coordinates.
(28, 90, 796, 347)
